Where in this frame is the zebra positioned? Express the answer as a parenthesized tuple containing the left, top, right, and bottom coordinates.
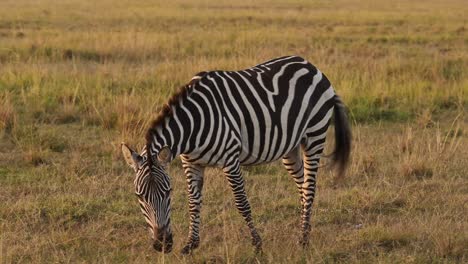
(121, 55, 351, 254)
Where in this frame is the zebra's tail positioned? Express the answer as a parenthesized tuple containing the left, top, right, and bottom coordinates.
(332, 95, 351, 179)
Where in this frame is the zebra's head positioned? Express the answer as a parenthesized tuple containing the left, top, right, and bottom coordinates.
(121, 143, 173, 253)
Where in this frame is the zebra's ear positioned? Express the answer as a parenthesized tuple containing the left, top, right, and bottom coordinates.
(157, 146, 173, 168)
(121, 143, 143, 171)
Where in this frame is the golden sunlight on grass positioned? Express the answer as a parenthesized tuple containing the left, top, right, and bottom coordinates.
(0, 0, 467, 263)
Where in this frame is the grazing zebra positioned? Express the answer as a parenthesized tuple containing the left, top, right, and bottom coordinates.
(121, 55, 351, 254)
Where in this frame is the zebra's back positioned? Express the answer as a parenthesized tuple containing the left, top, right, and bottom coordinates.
(184, 56, 336, 166)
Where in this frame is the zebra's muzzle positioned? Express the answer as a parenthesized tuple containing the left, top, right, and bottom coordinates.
(153, 231, 173, 253)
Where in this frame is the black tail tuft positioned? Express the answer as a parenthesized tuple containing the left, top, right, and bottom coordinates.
(332, 95, 352, 179)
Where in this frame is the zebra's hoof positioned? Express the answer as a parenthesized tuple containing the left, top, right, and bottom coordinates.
(181, 241, 199, 255)
(181, 245, 192, 255)
(252, 237, 263, 254)
(254, 245, 263, 255)
(298, 238, 310, 248)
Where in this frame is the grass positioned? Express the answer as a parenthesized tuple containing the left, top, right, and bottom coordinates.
(0, 0, 467, 263)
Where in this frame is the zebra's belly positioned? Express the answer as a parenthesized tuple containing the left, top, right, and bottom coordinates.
(238, 126, 306, 166)
(238, 141, 303, 166)
(181, 136, 303, 167)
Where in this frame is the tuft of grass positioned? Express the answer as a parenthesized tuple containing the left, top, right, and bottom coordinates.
(22, 148, 49, 166)
(431, 229, 468, 259)
(442, 59, 464, 81)
(399, 160, 434, 179)
(0, 92, 16, 134)
(358, 225, 413, 252)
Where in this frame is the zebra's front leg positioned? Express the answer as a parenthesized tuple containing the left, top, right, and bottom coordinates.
(181, 162, 205, 255)
(223, 159, 262, 253)
(299, 138, 325, 247)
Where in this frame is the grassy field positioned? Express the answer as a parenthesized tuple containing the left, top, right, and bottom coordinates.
(0, 0, 467, 263)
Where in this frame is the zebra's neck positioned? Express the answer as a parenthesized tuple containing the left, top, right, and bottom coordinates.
(146, 101, 194, 160)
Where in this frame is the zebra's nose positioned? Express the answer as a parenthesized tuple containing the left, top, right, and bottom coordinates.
(153, 240, 163, 252)
(153, 228, 173, 253)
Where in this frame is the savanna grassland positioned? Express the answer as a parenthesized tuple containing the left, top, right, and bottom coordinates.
(0, 0, 467, 263)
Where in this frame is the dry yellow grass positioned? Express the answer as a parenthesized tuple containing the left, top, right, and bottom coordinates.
(0, 0, 467, 263)
(0, 93, 15, 134)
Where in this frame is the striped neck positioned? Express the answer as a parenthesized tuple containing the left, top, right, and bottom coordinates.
(146, 103, 193, 162)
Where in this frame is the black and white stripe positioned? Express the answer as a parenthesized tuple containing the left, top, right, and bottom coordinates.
(125, 55, 351, 254)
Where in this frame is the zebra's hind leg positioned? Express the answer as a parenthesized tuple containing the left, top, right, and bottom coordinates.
(181, 162, 205, 255)
(223, 158, 262, 253)
(282, 145, 305, 205)
(299, 136, 326, 247)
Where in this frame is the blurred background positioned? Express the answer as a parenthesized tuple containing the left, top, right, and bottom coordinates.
(0, 0, 466, 263)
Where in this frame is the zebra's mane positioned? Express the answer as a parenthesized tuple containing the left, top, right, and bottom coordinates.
(145, 72, 207, 161)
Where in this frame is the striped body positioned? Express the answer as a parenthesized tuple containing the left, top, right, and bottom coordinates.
(149, 56, 335, 167)
(123, 55, 351, 254)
